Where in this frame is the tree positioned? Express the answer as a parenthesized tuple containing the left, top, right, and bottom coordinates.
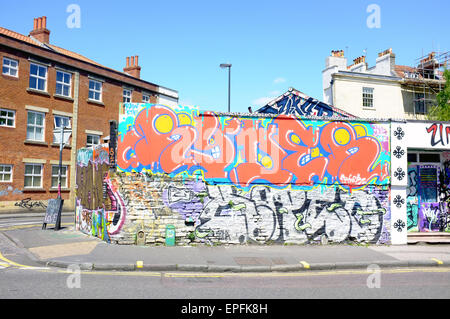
(428, 69, 450, 121)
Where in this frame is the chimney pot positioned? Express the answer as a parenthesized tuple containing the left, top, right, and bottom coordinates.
(30, 16, 50, 43)
(135, 56, 139, 66)
(126, 57, 130, 67)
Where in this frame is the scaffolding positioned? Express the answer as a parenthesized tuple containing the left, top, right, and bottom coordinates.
(407, 50, 449, 117)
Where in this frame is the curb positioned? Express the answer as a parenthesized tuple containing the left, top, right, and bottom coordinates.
(37, 259, 448, 273)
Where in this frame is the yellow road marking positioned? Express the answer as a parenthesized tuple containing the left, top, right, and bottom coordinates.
(300, 261, 310, 269)
(431, 258, 444, 265)
(0, 251, 33, 269)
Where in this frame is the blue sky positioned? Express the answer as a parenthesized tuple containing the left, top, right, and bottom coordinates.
(1, 0, 448, 113)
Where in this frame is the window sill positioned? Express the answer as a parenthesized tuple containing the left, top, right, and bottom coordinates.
(0, 125, 15, 129)
(22, 188, 46, 192)
(27, 88, 51, 97)
(24, 140, 48, 146)
(54, 94, 74, 102)
(51, 143, 71, 149)
(87, 99, 105, 106)
(2, 74, 19, 80)
(49, 188, 70, 192)
(362, 107, 376, 111)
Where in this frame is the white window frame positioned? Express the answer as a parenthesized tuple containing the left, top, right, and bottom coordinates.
(55, 70, 72, 97)
(0, 164, 13, 183)
(24, 163, 43, 189)
(29, 62, 48, 92)
(53, 115, 71, 144)
(88, 79, 102, 102)
(51, 165, 68, 188)
(142, 94, 150, 103)
(362, 87, 374, 108)
(123, 89, 132, 103)
(0, 108, 15, 128)
(2, 57, 18, 77)
(26, 111, 45, 142)
(86, 134, 101, 148)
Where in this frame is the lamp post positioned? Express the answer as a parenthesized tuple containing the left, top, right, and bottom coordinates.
(220, 63, 232, 112)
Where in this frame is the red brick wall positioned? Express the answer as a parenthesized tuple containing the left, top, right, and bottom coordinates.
(0, 43, 160, 210)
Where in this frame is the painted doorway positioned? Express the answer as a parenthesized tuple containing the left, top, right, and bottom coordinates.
(407, 152, 450, 232)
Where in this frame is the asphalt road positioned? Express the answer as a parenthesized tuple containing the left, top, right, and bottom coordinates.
(1, 256, 450, 299)
(1, 212, 450, 302)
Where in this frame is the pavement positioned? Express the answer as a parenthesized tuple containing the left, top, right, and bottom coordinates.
(1, 211, 450, 273)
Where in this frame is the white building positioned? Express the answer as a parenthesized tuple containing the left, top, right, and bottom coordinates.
(322, 49, 447, 120)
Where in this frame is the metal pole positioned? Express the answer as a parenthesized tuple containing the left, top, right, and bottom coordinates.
(58, 125, 63, 199)
(55, 125, 64, 231)
(228, 66, 231, 113)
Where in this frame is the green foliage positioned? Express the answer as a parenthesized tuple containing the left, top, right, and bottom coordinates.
(428, 69, 450, 121)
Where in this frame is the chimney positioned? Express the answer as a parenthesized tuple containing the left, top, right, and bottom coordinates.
(375, 48, 396, 76)
(29, 16, 50, 43)
(123, 55, 141, 79)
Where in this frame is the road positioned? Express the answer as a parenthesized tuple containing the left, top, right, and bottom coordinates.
(0, 212, 74, 231)
(0, 213, 449, 302)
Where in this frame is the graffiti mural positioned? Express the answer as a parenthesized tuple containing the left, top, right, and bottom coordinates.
(118, 104, 390, 192)
(108, 103, 391, 245)
(75, 146, 127, 242)
(255, 89, 354, 118)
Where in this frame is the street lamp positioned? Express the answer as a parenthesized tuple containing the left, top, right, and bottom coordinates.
(220, 63, 232, 112)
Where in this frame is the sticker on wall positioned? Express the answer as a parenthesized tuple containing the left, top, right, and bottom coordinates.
(393, 146, 405, 159)
(393, 195, 405, 208)
(394, 167, 405, 181)
(393, 219, 406, 232)
(393, 127, 405, 140)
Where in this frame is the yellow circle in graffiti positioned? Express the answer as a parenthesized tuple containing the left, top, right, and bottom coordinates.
(334, 128, 351, 145)
(290, 133, 301, 145)
(353, 125, 367, 138)
(154, 114, 174, 133)
(177, 113, 192, 125)
(260, 155, 273, 169)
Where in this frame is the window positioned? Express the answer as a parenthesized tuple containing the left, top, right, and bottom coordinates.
(0, 164, 12, 182)
(408, 152, 441, 163)
(0, 108, 15, 127)
(86, 134, 100, 148)
(142, 94, 150, 103)
(55, 70, 72, 97)
(2, 57, 18, 77)
(362, 87, 374, 108)
(53, 115, 71, 144)
(51, 165, 67, 188)
(24, 163, 43, 188)
(27, 111, 45, 141)
(407, 153, 417, 163)
(29, 63, 47, 91)
(414, 93, 426, 114)
(419, 153, 440, 163)
(123, 89, 132, 103)
(88, 79, 102, 101)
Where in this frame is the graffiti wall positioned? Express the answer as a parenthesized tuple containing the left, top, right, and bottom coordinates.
(118, 104, 390, 190)
(97, 103, 391, 245)
(255, 89, 354, 118)
(75, 146, 127, 243)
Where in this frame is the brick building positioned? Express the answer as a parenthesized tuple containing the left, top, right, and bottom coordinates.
(0, 16, 178, 212)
